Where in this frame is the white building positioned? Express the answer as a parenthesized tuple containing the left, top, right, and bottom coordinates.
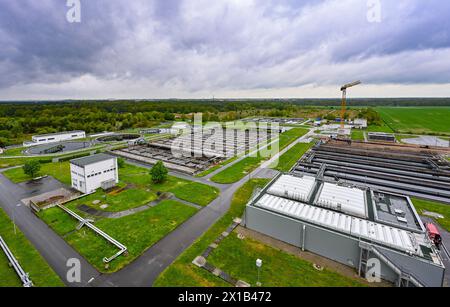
(245, 174, 445, 287)
(353, 119, 368, 129)
(23, 131, 86, 147)
(70, 154, 119, 194)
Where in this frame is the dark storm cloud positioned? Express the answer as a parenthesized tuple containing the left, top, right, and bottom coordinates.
(0, 0, 449, 98)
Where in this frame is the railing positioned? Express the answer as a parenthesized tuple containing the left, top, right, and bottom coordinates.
(56, 205, 127, 263)
(0, 236, 33, 287)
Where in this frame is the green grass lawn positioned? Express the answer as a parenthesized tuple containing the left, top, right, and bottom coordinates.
(39, 200, 197, 273)
(412, 198, 450, 231)
(3, 161, 71, 185)
(351, 130, 365, 141)
(0, 208, 64, 287)
(271, 142, 313, 172)
(154, 179, 270, 287)
(1, 147, 26, 156)
(120, 163, 219, 207)
(196, 156, 238, 178)
(207, 234, 365, 287)
(3, 162, 219, 209)
(67, 187, 158, 213)
(366, 124, 394, 133)
(377, 107, 450, 135)
(278, 128, 309, 149)
(210, 155, 263, 184)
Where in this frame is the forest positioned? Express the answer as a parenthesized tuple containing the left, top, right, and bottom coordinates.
(0, 98, 448, 147)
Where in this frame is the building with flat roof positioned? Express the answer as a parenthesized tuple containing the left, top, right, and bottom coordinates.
(23, 130, 86, 147)
(368, 132, 396, 143)
(353, 118, 368, 129)
(244, 173, 445, 287)
(70, 154, 118, 194)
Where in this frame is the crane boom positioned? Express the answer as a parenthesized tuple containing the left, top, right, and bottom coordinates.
(341, 80, 361, 91)
(340, 80, 361, 130)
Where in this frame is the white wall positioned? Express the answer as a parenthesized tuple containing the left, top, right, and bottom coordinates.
(25, 131, 86, 147)
(70, 158, 118, 194)
(70, 163, 87, 193)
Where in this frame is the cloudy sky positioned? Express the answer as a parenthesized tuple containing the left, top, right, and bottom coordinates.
(0, 0, 449, 100)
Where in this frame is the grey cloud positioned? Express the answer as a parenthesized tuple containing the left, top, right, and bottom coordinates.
(0, 0, 450, 98)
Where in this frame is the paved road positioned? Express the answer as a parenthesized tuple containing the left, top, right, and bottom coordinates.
(0, 174, 100, 287)
(0, 129, 313, 287)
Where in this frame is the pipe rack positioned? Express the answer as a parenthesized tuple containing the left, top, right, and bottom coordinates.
(57, 204, 127, 263)
(0, 235, 33, 287)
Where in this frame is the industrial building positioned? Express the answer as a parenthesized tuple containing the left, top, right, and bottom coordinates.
(70, 154, 118, 194)
(244, 174, 445, 287)
(353, 118, 368, 129)
(23, 131, 86, 147)
(113, 126, 277, 174)
(295, 140, 450, 203)
(368, 132, 396, 143)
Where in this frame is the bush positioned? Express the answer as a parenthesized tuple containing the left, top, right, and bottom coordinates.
(23, 160, 41, 178)
(117, 157, 125, 168)
(150, 161, 168, 183)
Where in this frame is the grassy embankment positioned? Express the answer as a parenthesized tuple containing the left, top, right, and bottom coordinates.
(0, 208, 64, 287)
(155, 178, 365, 287)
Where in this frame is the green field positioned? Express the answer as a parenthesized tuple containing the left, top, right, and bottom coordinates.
(210, 155, 263, 184)
(377, 107, 450, 135)
(0, 208, 64, 287)
(207, 233, 365, 287)
(351, 130, 365, 141)
(3, 161, 71, 185)
(119, 163, 219, 207)
(271, 143, 313, 172)
(412, 198, 450, 231)
(39, 200, 197, 273)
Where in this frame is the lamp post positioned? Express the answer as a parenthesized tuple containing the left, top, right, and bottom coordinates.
(256, 259, 263, 286)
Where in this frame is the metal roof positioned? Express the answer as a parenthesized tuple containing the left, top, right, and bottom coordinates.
(70, 153, 116, 167)
(316, 182, 367, 218)
(267, 175, 316, 203)
(33, 130, 85, 138)
(254, 194, 417, 253)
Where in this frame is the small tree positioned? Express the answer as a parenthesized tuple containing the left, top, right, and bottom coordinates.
(23, 160, 41, 179)
(150, 161, 168, 183)
(117, 157, 125, 169)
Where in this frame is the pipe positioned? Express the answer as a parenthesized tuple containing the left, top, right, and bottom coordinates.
(0, 236, 33, 287)
(57, 205, 127, 263)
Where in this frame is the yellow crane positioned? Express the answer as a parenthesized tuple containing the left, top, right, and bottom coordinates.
(340, 81, 361, 130)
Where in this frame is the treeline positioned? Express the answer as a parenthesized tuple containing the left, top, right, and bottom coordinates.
(0, 98, 448, 147)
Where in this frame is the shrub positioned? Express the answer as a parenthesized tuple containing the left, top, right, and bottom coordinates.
(150, 161, 168, 183)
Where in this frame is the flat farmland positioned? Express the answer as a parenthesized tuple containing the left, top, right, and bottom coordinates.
(377, 107, 450, 135)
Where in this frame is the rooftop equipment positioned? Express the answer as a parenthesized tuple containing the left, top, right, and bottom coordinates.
(426, 223, 442, 249)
